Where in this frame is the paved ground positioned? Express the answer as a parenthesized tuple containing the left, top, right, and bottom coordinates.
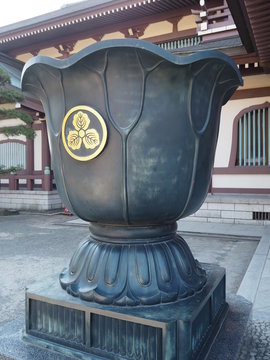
(0, 212, 269, 359)
(0, 213, 87, 326)
(186, 234, 257, 294)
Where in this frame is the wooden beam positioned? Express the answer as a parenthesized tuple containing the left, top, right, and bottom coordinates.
(227, 0, 256, 53)
(231, 87, 270, 100)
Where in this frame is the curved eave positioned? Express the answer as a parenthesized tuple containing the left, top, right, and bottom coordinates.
(0, 0, 199, 53)
(228, 0, 270, 68)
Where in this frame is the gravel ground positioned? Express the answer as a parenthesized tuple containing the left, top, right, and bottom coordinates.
(238, 321, 270, 360)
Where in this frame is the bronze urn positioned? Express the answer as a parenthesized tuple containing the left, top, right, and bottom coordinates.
(22, 39, 242, 306)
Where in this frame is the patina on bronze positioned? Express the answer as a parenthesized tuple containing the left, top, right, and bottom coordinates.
(21, 39, 242, 359)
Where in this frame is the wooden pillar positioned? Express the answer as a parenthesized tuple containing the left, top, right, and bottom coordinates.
(43, 173, 52, 191)
(41, 121, 51, 170)
(26, 138, 34, 174)
(9, 174, 16, 190)
(9, 174, 19, 190)
(26, 138, 34, 190)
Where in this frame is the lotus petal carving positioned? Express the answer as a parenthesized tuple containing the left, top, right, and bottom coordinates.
(60, 232, 206, 306)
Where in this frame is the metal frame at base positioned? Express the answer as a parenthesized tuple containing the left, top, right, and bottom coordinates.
(24, 263, 227, 360)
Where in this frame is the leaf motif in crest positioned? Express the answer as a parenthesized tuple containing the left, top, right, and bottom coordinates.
(67, 130, 82, 150)
(73, 111, 90, 131)
(83, 129, 100, 149)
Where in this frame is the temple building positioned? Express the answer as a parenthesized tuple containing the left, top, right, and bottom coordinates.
(0, 0, 269, 224)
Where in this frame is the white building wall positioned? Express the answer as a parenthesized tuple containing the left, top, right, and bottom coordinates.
(242, 74, 270, 90)
(212, 174, 270, 189)
(0, 118, 25, 127)
(34, 129, 42, 171)
(0, 118, 26, 143)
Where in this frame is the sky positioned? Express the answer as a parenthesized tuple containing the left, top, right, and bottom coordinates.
(0, 0, 83, 27)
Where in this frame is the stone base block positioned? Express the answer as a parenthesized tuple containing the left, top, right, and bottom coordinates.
(24, 263, 227, 360)
(0, 190, 62, 211)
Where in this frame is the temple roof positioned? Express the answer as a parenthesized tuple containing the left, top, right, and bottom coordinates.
(0, 0, 200, 54)
(227, 0, 270, 70)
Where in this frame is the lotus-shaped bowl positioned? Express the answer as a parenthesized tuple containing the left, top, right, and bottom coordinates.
(21, 40, 242, 306)
(22, 39, 242, 226)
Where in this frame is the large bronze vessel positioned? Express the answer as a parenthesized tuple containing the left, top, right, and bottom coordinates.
(22, 39, 242, 359)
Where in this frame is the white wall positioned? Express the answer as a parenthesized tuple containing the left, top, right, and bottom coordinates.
(0, 118, 26, 143)
(34, 130, 42, 171)
(213, 174, 270, 189)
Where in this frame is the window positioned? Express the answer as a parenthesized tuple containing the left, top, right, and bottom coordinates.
(0, 141, 26, 170)
(236, 104, 270, 166)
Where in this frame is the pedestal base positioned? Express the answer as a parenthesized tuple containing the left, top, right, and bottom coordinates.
(59, 224, 207, 306)
(24, 263, 227, 360)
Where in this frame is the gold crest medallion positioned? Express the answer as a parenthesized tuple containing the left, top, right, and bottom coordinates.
(62, 106, 107, 161)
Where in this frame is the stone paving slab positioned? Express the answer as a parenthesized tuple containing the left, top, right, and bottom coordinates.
(237, 227, 270, 321)
(186, 234, 257, 294)
(178, 220, 265, 239)
(0, 214, 88, 327)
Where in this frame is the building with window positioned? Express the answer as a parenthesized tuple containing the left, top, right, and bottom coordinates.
(0, 0, 269, 222)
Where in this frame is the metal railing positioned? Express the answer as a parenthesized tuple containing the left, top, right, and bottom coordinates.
(157, 36, 201, 51)
(237, 106, 270, 166)
(0, 173, 53, 191)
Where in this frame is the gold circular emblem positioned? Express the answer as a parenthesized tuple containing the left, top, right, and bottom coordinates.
(62, 105, 107, 161)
